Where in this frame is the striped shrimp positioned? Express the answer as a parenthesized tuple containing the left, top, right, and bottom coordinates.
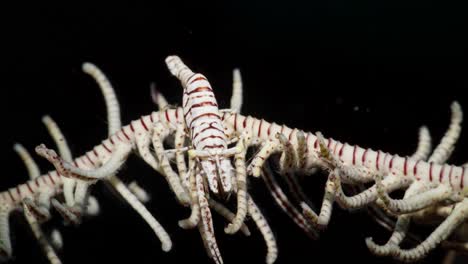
(165, 55, 241, 195)
(164, 55, 264, 264)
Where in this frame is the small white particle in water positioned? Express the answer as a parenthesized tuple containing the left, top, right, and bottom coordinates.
(353, 106, 359, 111)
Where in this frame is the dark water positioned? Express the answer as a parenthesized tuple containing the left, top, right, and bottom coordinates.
(0, 1, 467, 263)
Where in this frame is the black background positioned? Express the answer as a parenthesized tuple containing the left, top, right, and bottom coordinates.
(1, 1, 467, 263)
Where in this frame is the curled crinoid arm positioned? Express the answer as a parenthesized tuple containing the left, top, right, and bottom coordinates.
(0, 204, 12, 260)
(22, 198, 51, 222)
(225, 131, 250, 234)
(196, 170, 223, 264)
(376, 176, 462, 215)
(150, 82, 169, 110)
(41, 116, 73, 161)
(260, 161, 319, 239)
(411, 126, 432, 161)
(82, 62, 121, 134)
(277, 132, 313, 208)
(302, 134, 340, 227)
(42, 115, 77, 208)
(13, 143, 40, 179)
(35, 142, 132, 181)
(134, 123, 163, 173)
(334, 175, 410, 209)
(43, 114, 100, 225)
(152, 122, 190, 205)
(248, 139, 281, 177)
(295, 130, 308, 171)
(14, 143, 52, 221)
(178, 159, 200, 229)
(230, 68, 243, 113)
(248, 196, 278, 264)
(387, 199, 468, 262)
(315, 132, 374, 183)
(366, 182, 427, 256)
(429, 101, 463, 164)
(107, 176, 172, 252)
(22, 201, 62, 264)
(208, 199, 251, 236)
(14, 142, 67, 257)
(375, 123, 465, 215)
(127, 181, 151, 203)
(174, 123, 189, 189)
(301, 172, 337, 230)
(86, 61, 176, 252)
(51, 199, 81, 225)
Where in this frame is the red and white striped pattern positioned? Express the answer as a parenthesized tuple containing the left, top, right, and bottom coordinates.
(166, 56, 233, 194)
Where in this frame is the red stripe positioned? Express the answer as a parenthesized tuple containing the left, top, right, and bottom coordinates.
(35, 178, 41, 188)
(389, 156, 394, 169)
(187, 101, 218, 113)
(258, 119, 263, 137)
(7, 190, 15, 202)
(175, 108, 179, 119)
(185, 94, 214, 108)
(189, 76, 207, 84)
(362, 149, 368, 164)
(288, 129, 293, 141)
(16, 186, 21, 197)
(26, 182, 34, 194)
(121, 129, 131, 140)
(267, 123, 272, 136)
(165, 110, 171, 122)
(140, 118, 149, 131)
(150, 114, 154, 123)
(109, 137, 115, 145)
(86, 153, 96, 166)
(93, 149, 100, 158)
(461, 167, 465, 189)
(429, 162, 433, 182)
(313, 138, 318, 149)
(234, 113, 238, 131)
(189, 113, 220, 128)
(186, 86, 213, 95)
(199, 135, 225, 143)
(203, 144, 224, 149)
(338, 143, 344, 157)
(102, 143, 112, 153)
(242, 116, 247, 128)
(376, 151, 380, 170)
(47, 173, 56, 185)
(439, 165, 445, 182)
(193, 124, 224, 140)
(130, 123, 135, 132)
(413, 160, 419, 177)
(352, 146, 357, 165)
